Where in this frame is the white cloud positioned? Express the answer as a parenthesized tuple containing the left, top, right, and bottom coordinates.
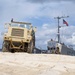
(42, 24, 49, 29)
(0, 0, 75, 49)
(36, 23, 57, 49)
(0, 0, 75, 23)
(0, 0, 75, 22)
(27, 0, 75, 3)
(36, 24, 75, 49)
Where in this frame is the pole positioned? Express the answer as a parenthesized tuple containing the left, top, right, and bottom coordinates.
(58, 17, 60, 43)
(54, 16, 69, 43)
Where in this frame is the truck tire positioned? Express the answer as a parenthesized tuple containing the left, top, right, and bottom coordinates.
(2, 41, 9, 52)
(55, 49, 60, 54)
(27, 41, 34, 53)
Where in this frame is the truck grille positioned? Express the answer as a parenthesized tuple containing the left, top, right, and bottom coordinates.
(11, 28, 24, 37)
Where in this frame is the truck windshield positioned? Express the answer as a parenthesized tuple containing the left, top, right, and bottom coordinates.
(11, 23, 30, 29)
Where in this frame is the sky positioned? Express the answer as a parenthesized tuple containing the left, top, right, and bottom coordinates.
(0, 0, 75, 49)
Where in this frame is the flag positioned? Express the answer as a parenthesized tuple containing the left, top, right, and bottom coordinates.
(63, 19, 68, 26)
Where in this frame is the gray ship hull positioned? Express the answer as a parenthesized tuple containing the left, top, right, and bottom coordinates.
(61, 44, 75, 56)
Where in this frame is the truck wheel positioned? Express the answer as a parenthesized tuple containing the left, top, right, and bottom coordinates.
(27, 41, 34, 53)
(2, 41, 9, 52)
(10, 49, 15, 53)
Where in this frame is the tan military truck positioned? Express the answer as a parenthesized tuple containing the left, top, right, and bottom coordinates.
(2, 20, 36, 53)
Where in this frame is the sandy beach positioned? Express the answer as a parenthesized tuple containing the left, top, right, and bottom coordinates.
(0, 52, 75, 75)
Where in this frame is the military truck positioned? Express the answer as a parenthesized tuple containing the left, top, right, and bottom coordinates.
(2, 20, 36, 53)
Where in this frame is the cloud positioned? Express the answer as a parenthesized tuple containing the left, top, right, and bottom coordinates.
(0, 1, 40, 20)
(26, 0, 74, 3)
(0, 33, 3, 48)
(0, 0, 75, 21)
(0, 0, 75, 23)
(0, 0, 75, 49)
(36, 24, 75, 49)
(36, 23, 58, 49)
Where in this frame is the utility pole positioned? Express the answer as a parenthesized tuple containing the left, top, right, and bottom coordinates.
(54, 16, 69, 43)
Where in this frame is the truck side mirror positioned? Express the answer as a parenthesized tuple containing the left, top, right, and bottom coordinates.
(5, 23, 10, 29)
(33, 27, 37, 32)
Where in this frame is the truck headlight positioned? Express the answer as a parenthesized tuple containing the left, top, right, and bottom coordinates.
(28, 35, 31, 38)
(4, 37, 9, 39)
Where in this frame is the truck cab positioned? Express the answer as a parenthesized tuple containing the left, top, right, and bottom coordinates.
(2, 20, 36, 53)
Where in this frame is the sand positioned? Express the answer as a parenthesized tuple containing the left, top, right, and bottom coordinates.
(0, 52, 75, 75)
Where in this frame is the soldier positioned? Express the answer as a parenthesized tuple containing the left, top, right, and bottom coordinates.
(11, 18, 13, 22)
(55, 47, 60, 54)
